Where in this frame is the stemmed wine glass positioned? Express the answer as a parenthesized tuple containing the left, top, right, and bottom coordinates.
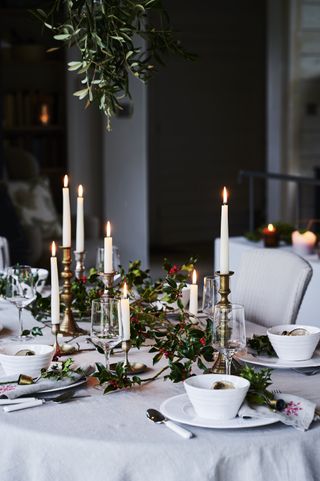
(212, 303, 246, 375)
(91, 298, 122, 370)
(5, 265, 37, 341)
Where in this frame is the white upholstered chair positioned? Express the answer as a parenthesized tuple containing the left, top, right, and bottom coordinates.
(0, 237, 10, 271)
(232, 249, 312, 327)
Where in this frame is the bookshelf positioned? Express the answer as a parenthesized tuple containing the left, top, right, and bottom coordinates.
(0, 7, 67, 210)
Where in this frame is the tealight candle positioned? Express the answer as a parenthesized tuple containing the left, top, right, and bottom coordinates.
(62, 175, 71, 247)
(50, 241, 60, 325)
(76, 184, 84, 252)
(121, 283, 130, 341)
(189, 269, 198, 317)
(262, 224, 279, 248)
(220, 187, 229, 274)
(292, 230, 317, 256)
(104, 221, 113, 273)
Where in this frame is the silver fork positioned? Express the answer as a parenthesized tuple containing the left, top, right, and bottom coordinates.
(3, 391, 90, 412)
(291, 367, 320, 376)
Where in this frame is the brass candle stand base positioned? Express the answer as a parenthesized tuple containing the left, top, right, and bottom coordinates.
(51, 323, 61, 360)
(60, 246, 86, 336)
(211, 270, 234, 374)
(74, 250, 86, 281)
(110, 340, 148, 375)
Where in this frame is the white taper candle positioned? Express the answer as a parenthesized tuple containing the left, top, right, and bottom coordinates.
(220, 187, 229, 274)
(50, 241, 60, 325)
(76, 184, 84, 252)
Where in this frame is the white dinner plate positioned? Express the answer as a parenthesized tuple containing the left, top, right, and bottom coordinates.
(37, 379, 87, 394)
(160, 394, 278, 429)
(237, 349, 320, 369)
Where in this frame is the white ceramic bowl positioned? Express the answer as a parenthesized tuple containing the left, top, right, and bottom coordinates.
(184, 374, 250, 420)
(267, 324, 320, 361)
(0, 344, 54, 377)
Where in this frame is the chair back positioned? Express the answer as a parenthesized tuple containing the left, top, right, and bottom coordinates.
(0, 237, 10, 271)
(233, 249, 312, 327)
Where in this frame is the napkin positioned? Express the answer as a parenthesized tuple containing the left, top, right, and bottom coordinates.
(238, 393, 317, 431)
(0, 366, 94, 400)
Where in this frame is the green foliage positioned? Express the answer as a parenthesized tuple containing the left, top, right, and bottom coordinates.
(93, 362, 141, 394)
(33, 0, 195, 129)
(40, 357, 83, 381)
(240, 365, 273, 406)
(247, 335, 276, 356)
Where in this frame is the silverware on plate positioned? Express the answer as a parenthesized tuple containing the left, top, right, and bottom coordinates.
(146, 408, 194, 439)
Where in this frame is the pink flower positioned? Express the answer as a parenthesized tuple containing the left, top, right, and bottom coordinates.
(0, 385, 15, 394)
(284, 401, 303, 416)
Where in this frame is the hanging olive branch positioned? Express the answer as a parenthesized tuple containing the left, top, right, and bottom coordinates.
(33, 0, 195, 130)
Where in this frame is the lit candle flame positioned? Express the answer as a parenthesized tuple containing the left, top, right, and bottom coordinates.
(192, 269, 197, 285)
(63, 175, 69, 188)
(222, 186, 228, 204)
(123, 282, 128, 299)
(78, 184, 83, 197)
(267, 224, 275, 232)
(106, 221, 111, 237)
(39, 104, 50, 125)
(51, 241, 56, 257)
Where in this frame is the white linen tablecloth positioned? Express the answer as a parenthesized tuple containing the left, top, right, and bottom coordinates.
(0, 301, 320, 481)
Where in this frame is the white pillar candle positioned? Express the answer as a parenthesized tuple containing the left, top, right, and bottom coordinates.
(292, 230, 317, 256)
(76, 184, 84, 252)
(189, 269, 198, 317)
(104, 221, 113, 273)
(220, 186, 229, 274)
(62, 175, 71, 247)
(50, 241, 60, 325)
(121, 282, 130, 341)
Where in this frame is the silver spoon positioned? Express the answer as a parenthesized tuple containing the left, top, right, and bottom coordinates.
(146, 409, 193, 439)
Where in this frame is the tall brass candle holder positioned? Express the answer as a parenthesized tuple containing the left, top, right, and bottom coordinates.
(111, 339, 147, 375)
(74, 250, 86, 281)
(211, 270, 234, 374)
(59, 246, 86, 336)
(51, 323, 61, 360)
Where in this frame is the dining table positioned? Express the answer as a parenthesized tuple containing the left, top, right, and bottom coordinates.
(0, 300, 320, 481)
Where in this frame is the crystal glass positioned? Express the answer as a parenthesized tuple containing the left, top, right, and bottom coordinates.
(202, 275, 218, 316)
(5, 265, 37, 341)
(212, 303, 246, 375)
(91, 298, 122, 370)
(96, 246, 121, 272)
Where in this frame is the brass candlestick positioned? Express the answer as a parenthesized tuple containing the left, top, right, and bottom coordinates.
(110, 340, 148, 375)
(51, 323, 61, 360)
(74, 250, 86, 281)
(211, 271, 234, 374)
(59, 246, 86, 336)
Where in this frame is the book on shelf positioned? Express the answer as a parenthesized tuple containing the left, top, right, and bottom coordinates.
(3, 91, 59, 128)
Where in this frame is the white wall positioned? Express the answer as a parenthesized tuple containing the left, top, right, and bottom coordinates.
(66, 48, 103, 220)
(102, 77, 148, 269)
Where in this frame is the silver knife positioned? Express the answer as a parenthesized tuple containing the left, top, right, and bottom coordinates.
(147, 409, 194, 439)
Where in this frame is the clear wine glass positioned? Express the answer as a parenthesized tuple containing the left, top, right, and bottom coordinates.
(212, 303, 246, 375)
(91, 298, 122, 370)
(202, 275, 218, 316)
(5, 265, 37, 341)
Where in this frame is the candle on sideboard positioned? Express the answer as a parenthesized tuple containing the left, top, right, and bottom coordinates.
(76, 184, 84, 252)
(220, 186, 229, 274)
(50, 241, 60, 325)
(189, 269, 198, 316)
(62, 175, 71, 247)
(104, 221, 113, 273)
(292, 230, 317, 256)
(262, 223, 279, 248)
(121, 282, 130, 341)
